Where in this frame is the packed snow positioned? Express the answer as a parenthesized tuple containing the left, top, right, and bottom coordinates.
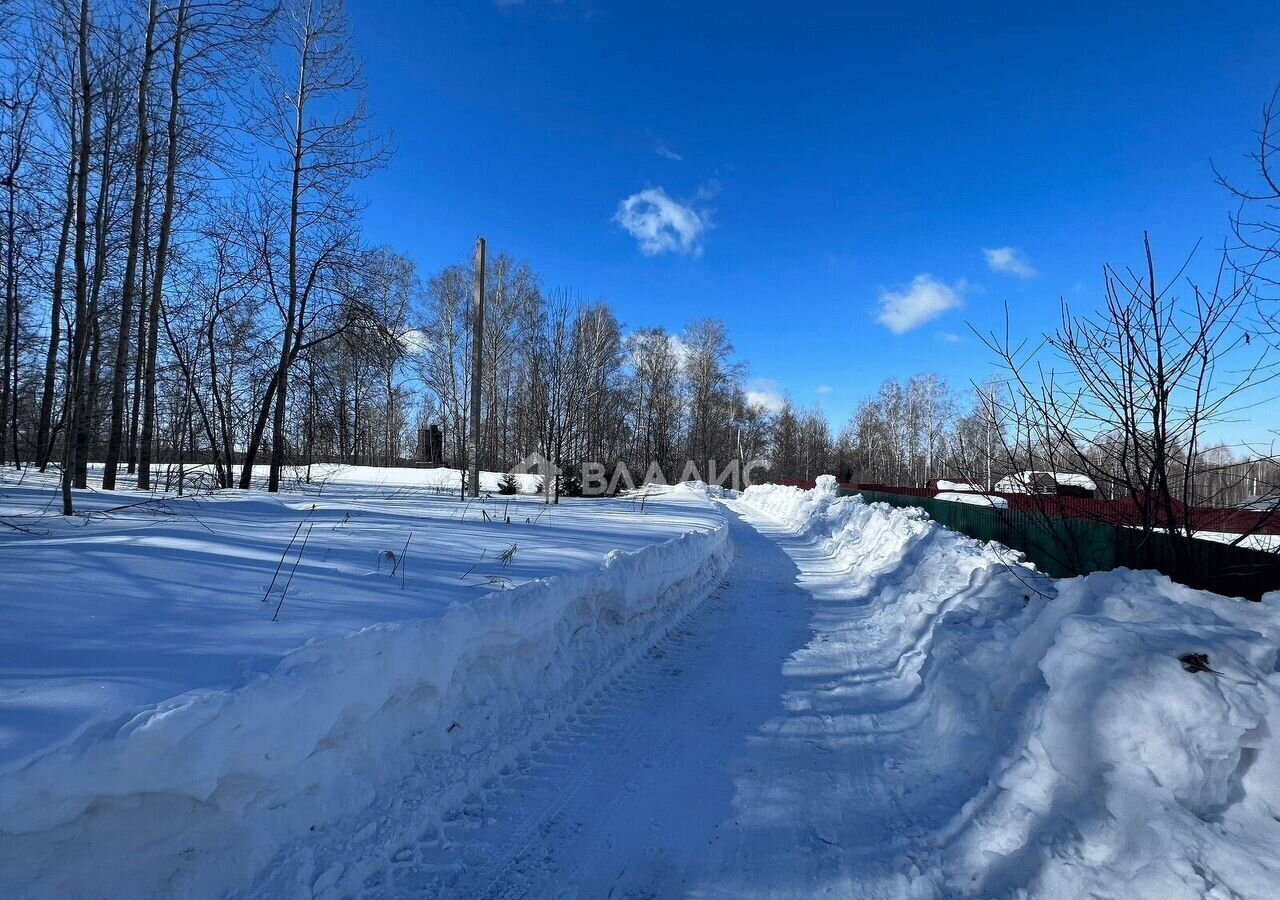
(2, 469, 1278, 899)
(935, 479, 984, 493)
(737, 476, 1280, 898)
(934, 489, 1009, 508)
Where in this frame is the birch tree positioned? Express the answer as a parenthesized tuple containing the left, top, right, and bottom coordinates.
(239, 0, 387, 491)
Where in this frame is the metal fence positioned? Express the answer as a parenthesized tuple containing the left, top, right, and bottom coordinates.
(847, 488, 1280, 601)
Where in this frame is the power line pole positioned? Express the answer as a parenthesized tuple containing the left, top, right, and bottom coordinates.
(468, 236, 485, 498)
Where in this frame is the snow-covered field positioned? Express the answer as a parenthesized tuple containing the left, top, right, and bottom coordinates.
(0, 465, 729, 900)
(3, 469, 1278, 899)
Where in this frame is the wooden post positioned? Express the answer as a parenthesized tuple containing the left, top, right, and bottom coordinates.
(468, 237, 485, 498)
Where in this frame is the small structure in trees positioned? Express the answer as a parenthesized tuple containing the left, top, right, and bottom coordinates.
(994, 471, 1098, 498)
(417, 425, 444, 466)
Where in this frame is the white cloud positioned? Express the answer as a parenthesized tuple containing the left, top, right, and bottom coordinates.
(614, 187, 708, 256)
(816, 384, 833, 395)
(402, 328, 431, 354)
(938, 332, 962, 344)
(655, 142, 682, 161)
(667, 334, 690, 368)
(876, 275, 965, 334)
(983, 246, 1037, 279)
(746, 378, 786, 413)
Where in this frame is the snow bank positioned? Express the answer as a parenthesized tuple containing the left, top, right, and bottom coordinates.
(935, 490, 1009, 508)
(1173, 528, 1280, 552)
(0, 476, 730, 900)
(742, 478, 1280, 898)
(936, 479, 983, 492)
(933, 571, 1280, 899)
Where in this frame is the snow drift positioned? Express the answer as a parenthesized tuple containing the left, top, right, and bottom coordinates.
(0, 483, 730, 900)
(741, 476, 1280, 899)
(935, 489, 1009, 508)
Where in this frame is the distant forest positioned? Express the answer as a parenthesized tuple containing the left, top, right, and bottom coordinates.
(0, 1, 1277, 515)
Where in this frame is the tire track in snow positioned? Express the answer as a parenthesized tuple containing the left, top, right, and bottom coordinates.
(448, 608, 727, 899)
(239, 502, 944, 899)
(400, 507, 829, 899)
(235, 506, 803, 899)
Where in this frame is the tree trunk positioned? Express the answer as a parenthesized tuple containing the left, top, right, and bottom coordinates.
(467, 237, 485, 497)
(138, 0, 186, 491)
(266, 28, 309, 494)
(205, 309, 233, 487)
(36, 123, 77, 472)
(76, 316, 100, 487)
(61, 0, 93, 516)
(127, 204, 151, 474)
(385, 367, 394, 466)
(103, 0, 158, 490)
(237, 377, 276, 488)
(1, 166, 15, 468)
(75, 90, 118, 489)
(160, 302, 224, 488)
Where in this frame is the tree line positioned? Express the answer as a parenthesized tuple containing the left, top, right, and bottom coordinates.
(415, 258, 773, 493)
(0, 0, 394, 512)
(0, 0, 795, 509)
(1, 0, 1277, 521)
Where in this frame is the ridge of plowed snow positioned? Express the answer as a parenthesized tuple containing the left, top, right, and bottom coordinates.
(0, 470, 729, 900)
(738, 476, 1280, 898)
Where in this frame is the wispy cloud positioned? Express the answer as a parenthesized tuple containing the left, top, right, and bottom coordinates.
(938, 332, 963, 344)
(876, 275, 966, 334)
(402, 328, 431, 354)
(655, 141, 682, 161)
(816, 384, 833, 395)
(615, 187, 709, 256)
(746, 378, 786, 413)
(667, 334, 690, 367)
(983, 246, 1037, 279)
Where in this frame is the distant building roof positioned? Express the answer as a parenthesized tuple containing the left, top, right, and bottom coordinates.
(994, 471, 1097, 494)
(936, 479, 983, 492)
(936, 491, 1009, 509)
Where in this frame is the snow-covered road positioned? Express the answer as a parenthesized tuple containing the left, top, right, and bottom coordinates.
(240, 499, 941, 899)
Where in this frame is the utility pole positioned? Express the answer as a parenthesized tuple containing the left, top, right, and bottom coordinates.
(468, 236, 485, 498)
(983, 380, 994, 492)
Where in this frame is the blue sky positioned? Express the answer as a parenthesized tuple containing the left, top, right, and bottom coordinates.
(349, 1, 1280, 443)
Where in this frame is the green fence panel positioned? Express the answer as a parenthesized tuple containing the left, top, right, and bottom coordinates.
(842, 487, 1277, 599)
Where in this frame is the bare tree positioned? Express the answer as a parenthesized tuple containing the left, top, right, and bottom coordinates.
(627, 327, 683, 476)
(60, 0, 93, 515)
(1216, 84, 1280, 343)
(239, 0, 387, 492)
(34, 81, 78, 472)
(976, 236, 1280, 562)
(682, 318, 742, 474)
(136, 0, 192, 491)
(100, 0, 158, 491)
(0, 35, 40, 468)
